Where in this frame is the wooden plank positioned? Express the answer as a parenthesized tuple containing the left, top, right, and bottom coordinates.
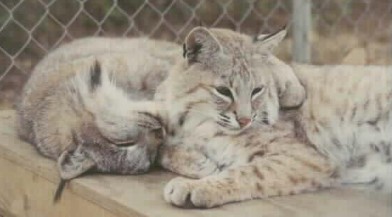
(0, 111, 146, 217)
(0, 110, 391, 217)
(293, 0, 312, 63)
(0, 156, 128, 217)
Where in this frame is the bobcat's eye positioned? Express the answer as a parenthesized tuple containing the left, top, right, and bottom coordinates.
(251, 86, 264, 97)
(215, 86, 233, 99)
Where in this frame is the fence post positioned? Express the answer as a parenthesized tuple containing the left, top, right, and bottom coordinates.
(292, 0, 311, 63)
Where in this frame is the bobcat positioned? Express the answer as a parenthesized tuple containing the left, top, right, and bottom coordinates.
(18, 26, 391, 208)
(146, 26, 390, 208)
(150, 26, 333, 208)
(16, 37, 180, 200)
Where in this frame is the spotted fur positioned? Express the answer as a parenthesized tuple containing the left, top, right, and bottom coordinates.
(291, 64, 392, 192)
(151, 27, 334, 208)
(153, 27, 391, 208)
(17, 28, 391, 207)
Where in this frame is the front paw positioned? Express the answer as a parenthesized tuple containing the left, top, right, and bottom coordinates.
(164, 177, 194, 207)
(135, 112, 163, 131)
(136, 113, 165, 149)
(164, 177, 218, 208)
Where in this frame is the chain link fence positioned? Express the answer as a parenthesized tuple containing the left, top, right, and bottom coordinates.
(0, 0, 391, 108)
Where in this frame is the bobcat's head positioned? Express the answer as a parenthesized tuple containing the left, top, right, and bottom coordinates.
(57, 61, 164, 181)
(167, 26, 305, 134)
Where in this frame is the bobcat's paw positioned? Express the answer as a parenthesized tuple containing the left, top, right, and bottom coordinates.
(164, 177, 194, 207)
(164, 177, 219, 208)
(134, 112, 166, 150)
(135, 112, 163, 130)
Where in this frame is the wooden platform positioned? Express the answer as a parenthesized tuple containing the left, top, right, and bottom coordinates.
(0, 110, 391, 217)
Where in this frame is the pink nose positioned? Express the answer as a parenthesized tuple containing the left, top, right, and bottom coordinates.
(238, 117, 251, 128)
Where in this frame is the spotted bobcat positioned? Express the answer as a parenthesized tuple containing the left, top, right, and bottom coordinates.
(148, 26, 391, 208)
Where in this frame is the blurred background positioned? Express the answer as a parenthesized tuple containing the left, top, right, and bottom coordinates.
(0, 0, 391, 109)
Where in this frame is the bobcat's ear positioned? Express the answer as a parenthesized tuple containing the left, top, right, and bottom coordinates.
(183, 27, 221, 64)
(254, 25, 287, 53)
(89, 60, 102, 91)
(57, 145, 95, 180)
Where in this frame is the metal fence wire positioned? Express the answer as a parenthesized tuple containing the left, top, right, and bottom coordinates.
(0, 0, 391, 108)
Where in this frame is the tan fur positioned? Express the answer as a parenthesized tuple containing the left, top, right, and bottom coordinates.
(17, 37, 180, 180)
(149, 27, 335, 208)
(153, 27, 391, 208)
(292, 64, 392, 191)
(18, 28, 391, 207)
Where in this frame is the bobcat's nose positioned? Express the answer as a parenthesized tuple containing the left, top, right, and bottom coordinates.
(238, 117, 251, 128)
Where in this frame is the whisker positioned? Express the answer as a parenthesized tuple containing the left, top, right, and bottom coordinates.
(254, 119, 270, 127)
(220, 113, 229, 119)
(217, 121, 230, 127)
(219, 118, 230, 123)
(219, 116, 230, 122)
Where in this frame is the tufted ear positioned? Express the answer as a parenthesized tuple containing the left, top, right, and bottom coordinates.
(89, 60, 102, 91)
(53, 145, 95, 202)
(57, 145, 95, 180)
(183, 27, 222, 64)
(269, 56, 306, 109)
(254, 25, 287, 53)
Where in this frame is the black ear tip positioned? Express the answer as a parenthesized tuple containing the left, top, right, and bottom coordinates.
(93, 60, 101, 71)
(182, 43, 187, 58)
(90, 60, 102, 91)
(53, 179, 68, 203)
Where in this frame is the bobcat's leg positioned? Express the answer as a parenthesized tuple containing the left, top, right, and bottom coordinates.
(164, 143, 335, 208)
(341, 151, 392, 192)
(94, 100, 168, 142)
(158, 145, 219, 179)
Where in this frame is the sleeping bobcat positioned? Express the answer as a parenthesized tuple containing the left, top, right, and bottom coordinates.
(17, 37, 180, 200)
(144, 26, 390, 208)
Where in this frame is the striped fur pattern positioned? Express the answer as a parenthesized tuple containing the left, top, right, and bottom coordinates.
(17, 37, 180, 180)
(156, 27, 335, 208)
